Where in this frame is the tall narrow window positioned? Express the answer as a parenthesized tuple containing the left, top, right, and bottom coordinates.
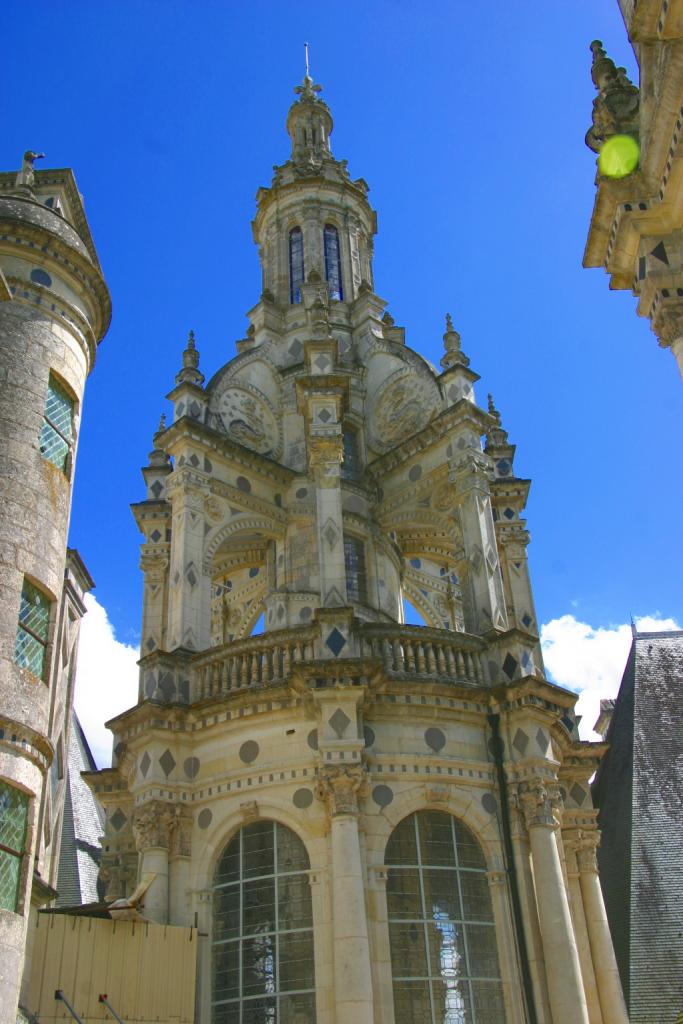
(14, 578, 51, 678)
(0, 782, 29, 913)
(386, 811, 504, 1024)
(344, 534, 367, 605)
(289, 228, 304, 305)
(341, 426, 360, 481)
(40, 374, 74, 472)
(212, 820, 316, 1024)
(324, 224, 343, 301)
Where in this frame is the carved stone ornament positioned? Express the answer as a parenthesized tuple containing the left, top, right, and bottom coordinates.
(212, 384, 280, 457)
(368, 369, 440, 453)
(572, 829, 600, 874)
(309, 436, 344, 469)
(316, 764, 367, 816)
(132, 800, 181, 852)
(516, 778, 562, 830)
(652, 304, 683, 347)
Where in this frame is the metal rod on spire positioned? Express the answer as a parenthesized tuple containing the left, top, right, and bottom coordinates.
(304, 41, 310, 78)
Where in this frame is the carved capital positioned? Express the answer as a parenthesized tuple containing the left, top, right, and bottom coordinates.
(573, 830, 600, 874)
(515, 778, 562, 830)
(652, 303, 683, 347)
(316, 764, 367, 816)
(132, 800, 178, 852)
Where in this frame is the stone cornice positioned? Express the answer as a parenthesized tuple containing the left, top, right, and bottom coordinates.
(367, 401, 491, 478)
(160, 415, 295, 485)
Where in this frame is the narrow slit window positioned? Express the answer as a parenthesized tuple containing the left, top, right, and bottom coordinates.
(344, 534, 367, 605)
(14, 578, 50, 678)
(40, 374, 74, 472)
(324, 224, 344, 301)
(0, 782, 29, 913)
(289, 227, 304, 305)
(341, 426, 361, 481)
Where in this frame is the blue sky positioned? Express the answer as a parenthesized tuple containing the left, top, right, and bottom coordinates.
(4, 1, 682, 655)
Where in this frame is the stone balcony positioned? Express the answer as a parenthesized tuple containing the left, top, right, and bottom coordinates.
(192, 621, 488, 702)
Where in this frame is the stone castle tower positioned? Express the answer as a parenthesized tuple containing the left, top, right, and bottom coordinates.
(90, 75, 626, 1024)
(0, 157, 110, 1020)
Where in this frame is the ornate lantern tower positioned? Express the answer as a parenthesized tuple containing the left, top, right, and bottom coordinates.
(90, 74, 626, 1024)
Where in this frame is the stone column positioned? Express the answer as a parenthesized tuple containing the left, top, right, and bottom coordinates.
(168, 809, 192, 926)
(132, 800, 177, 924)
(450, 446, 508, 633)
(317, 765, 374, 1024)
(576, 833, 629, 1024)
(563, 834, 603, 1024)
(518, 780, 589, 1024)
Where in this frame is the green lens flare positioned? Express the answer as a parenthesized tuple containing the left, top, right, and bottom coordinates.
(599, 135, 640, 178)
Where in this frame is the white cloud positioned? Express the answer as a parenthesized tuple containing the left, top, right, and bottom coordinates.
(541, 613, 680, 740)
(73, 594, 140, 769)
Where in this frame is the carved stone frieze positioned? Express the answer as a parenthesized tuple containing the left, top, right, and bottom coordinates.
(309, 436, 344, 469)
(316, 764, 367, 816)
(368, 369, 440, 452)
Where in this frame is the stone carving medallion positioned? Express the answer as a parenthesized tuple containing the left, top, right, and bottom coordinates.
(369, 370, 440, 453)
(213, 385, 280, 457)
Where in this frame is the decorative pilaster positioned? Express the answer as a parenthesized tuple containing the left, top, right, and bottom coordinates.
(167, 475, 209, 651)
(516, 778, 590, 1024)
(316, 764, 374, 1024)
(450, 446, 508, 634)
(131, 799, 178, 924)
(486, 870, 526, 1024)
(574, 831, 629, 1024)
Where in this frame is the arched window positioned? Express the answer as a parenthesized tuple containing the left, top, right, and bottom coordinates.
(385, 811, 504, 1024)
(212, 820, 316, 1024)
(324, 225, 343, 301)
(289, 228, 304, 305)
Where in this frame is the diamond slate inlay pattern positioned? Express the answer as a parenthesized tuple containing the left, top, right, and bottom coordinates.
(512, 728, 529, 756)
(139, 751, 151, 777)
(502, 653, 518, 680)
(536, 727, 548, 753)
(326, 628, 346, 657)
(159, 750, 176, 777)
(317, 407, 332, 423)
(329, 707, 351, 738)
(110, 808, 126, 832)
(521, 613, 533, 628)
(570, 783, 586, 806)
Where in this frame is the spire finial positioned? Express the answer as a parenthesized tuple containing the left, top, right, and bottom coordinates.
(304, 41, 310, 79)
(187, 329, 196, 351)
(157, 412, 166, 434)
(176, 328, 205, 387)
(445, 312, 454, 333)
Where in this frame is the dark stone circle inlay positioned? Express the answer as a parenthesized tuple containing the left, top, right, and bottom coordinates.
(198, 809, 213, 830)
(293, 788, 314, 809)
(184, 756, 200, 779)
(372, 785, 394, 808)
(481, 793, 498, 815)
(425, 727, 446, 753)
(363, 725, 375, 748)
(307, 729, 319, 751)
(239, 740, 259, 764)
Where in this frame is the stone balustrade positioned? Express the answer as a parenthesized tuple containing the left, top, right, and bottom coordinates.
(194, 621, 487, 701)
(358, 623, 487, 686)
(194, 626, 318, 699)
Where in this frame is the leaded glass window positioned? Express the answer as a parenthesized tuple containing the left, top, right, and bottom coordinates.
(324, 225, 343, 301)
(344, 534, 367, 605)
(0, 782, 29, 912)
(289, 228, 304, 305)
(40, 374, 74, 472)
(212, 820, 316, 1024)
(14, 578, 50, 678)
(386, 811, 504, 1024)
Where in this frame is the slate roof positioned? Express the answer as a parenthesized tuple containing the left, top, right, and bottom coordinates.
(593, 630, 683, 1024)
(55, 712, 105, 907)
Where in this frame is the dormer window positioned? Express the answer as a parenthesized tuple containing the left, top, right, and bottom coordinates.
(289, 227, 304, 304)
(324, 224, 343, 301)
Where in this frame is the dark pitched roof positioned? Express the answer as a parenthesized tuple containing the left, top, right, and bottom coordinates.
(55, 712, 105, 907)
